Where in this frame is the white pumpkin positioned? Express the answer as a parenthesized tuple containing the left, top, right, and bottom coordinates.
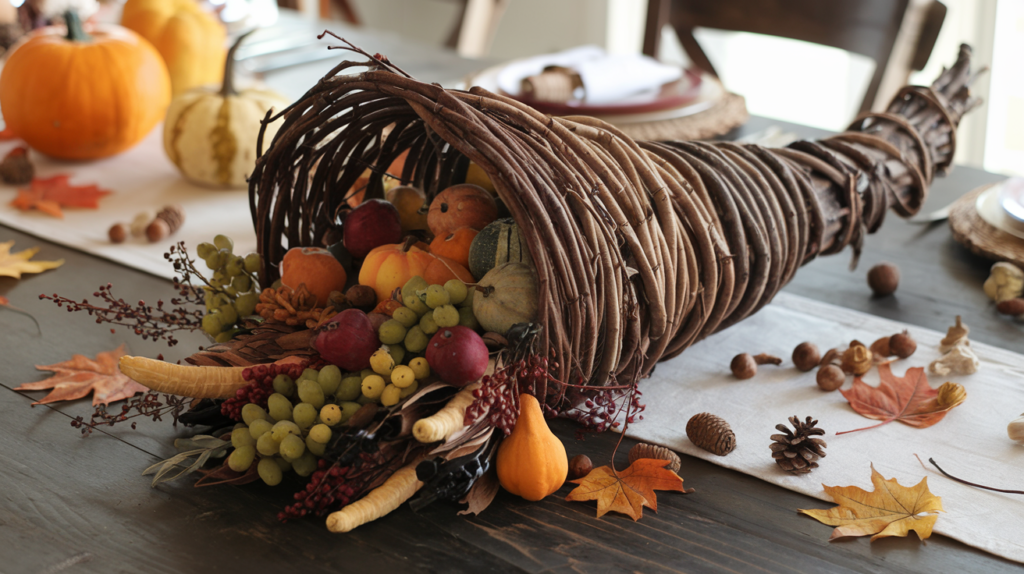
(163, 31, 290, 189)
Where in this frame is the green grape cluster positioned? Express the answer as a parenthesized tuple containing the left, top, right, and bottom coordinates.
(196, 234, 262, 343)
(376, 276, 479, 364)
(230, 360, 436, 487)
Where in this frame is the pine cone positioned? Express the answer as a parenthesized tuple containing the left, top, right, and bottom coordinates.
(628, 443, 681, 473)
(686, 412, 736, 456)
(770, 416, 826, 474)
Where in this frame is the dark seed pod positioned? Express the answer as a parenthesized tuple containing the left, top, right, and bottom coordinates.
(628, 443, 681, 473)
(686, 412, 736, 456)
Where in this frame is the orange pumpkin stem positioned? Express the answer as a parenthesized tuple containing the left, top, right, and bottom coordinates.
(400, 235, 418, 252)
(220, 30, 254, 98)
(64, 11, 91, 43)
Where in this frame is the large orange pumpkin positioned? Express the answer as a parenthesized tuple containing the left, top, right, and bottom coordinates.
(359, 239, 474, 303)
(0, 13, 171, 160)
(120, 0, 226, 96)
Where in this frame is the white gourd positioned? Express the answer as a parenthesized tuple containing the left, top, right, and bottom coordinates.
(163, 31, 290, 189)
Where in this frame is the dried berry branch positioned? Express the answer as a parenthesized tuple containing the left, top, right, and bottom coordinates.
(70, 391, 190, 436)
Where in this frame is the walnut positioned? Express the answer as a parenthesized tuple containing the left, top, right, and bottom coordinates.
(1008, 414, 1024, 444)
(983, 262, 1024, 303)
(840, 343, 872, 376)
(936, 382, 967, 408)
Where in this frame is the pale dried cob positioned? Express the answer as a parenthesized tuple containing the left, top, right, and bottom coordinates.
(628, 443, 681, 473)
(770, 416, 826, 475)
(686, 413, 736, 456)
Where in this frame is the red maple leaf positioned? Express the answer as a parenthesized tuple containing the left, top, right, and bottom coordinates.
(14, 344, 147, 406)
(837, 363, 966, 435)
(10, 175, 112, 218)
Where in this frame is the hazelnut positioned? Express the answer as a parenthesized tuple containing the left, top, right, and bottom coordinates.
(869, 336, 891, 357)
(730, 353, 781, 379)
(816, 364, 845, 391)
(568, 454, 593, 480)
(792, 342, 821, 372)
(108, 222, 128, 244)
(146, 218, 170, 243)
(996, 298, 1024, 317)
(345, 284, 377, 310)
(888, 330, 917, 359)
(867, 263, 899, 296)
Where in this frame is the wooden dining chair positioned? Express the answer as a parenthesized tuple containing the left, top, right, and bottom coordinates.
(642, 0, 947, 113)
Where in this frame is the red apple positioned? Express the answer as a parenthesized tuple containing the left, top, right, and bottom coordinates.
(343, 199, 402, 258)
(425, 326, 489, 387)
(314, 309, 380, 371)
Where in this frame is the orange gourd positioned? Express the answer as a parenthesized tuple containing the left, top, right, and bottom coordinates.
(120, 0, 226, 96)
(359, 239, 474, 303)
(496, 394, 568, 501)
(427, 184, 498, 238)
(0, 13, 171, 160)
(428, 228, 478, 270)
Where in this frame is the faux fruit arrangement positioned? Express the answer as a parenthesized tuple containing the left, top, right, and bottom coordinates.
(99, 164, 552, 531)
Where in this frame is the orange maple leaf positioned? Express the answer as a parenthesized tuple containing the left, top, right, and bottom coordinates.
(799, 464, 943, 541)
(14, 344, 147, 406)
(10, 175, 112, 218)
(565, 458, 689, 520)
(837, 363, 966, 435)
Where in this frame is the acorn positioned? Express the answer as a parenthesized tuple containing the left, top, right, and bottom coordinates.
(867, 263, 899, 296)
(888, 330, 917, 359)
(792, 342, 821, 372)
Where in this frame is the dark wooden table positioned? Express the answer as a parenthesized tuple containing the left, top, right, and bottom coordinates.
(1, 27, 1021, 574)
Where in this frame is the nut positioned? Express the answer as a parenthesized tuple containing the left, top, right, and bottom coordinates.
(107, 222, 128, 244)
(936, 382, 966, 408)
(792, 342, 821, 372)
(346, 284, 377, 310)
(996, 298, 1024, 317)
(867, 263, 899, 296)
(146, 218, 170, 243)
(731, 353, 756, 379)
(628, 443, 681, 473)
(816, 364, 845, 391)
(1008, 414, 1024, 444)
(130, 210, 155, 237)
(889, 331, 917, 359)
(983, 262, 1024, 302)
(568, 454, 593, 480)
(869, 336, 891, 357)
(840, 343, 873, 376)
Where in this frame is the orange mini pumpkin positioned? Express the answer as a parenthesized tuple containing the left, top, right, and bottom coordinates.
(428, 227, 478, 270)
(359, 239, 474, 303)
(427, 184, 498, 238)
(0, 13, 171, 160)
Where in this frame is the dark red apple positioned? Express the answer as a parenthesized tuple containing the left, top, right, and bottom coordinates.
(425, 326, 489, 387)
(314, 308, 380, 371)
(343, 199, 402, 258)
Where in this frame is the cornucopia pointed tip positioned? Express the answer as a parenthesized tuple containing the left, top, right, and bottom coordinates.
(118, 355, 247, 399)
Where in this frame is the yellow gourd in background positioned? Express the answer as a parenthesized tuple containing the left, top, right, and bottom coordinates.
(121, 0, 226, 95)
(496, 394, 568, 501)
(163, 32, 290, 189)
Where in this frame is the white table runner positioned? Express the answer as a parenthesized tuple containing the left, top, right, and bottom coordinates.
(0, 129, 258, 280)
(627, 292, 1024, 564)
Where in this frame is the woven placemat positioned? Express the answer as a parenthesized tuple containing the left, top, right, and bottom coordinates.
(611, 91, 748, 141)
(949, 182, 1024, 269)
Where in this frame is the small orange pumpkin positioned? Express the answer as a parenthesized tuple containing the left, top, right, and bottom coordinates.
(359, 238, 474, 303)
(428, 227, 478, 270)
(496, 394, 568, 501)
(427, 184, 498, 238)
(0, 13, 171, 160)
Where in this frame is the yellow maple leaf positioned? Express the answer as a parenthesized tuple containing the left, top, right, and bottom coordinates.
(0, 240, 64, 279)
(565, 458, 688, 521)
(799, 464, 943, 541)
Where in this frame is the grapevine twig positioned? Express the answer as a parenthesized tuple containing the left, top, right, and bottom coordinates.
(914, 454, 1024, 495)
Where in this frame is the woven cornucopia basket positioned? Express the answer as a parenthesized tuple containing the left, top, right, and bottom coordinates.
(250, 43, 981, 410)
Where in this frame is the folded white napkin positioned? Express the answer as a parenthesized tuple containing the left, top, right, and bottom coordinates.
(496, 45, 682, 105)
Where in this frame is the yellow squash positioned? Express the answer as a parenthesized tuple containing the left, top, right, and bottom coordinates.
(121, 0, 226, 95)
(496, 393, 568, 501)
(163, 32, 290, 188)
